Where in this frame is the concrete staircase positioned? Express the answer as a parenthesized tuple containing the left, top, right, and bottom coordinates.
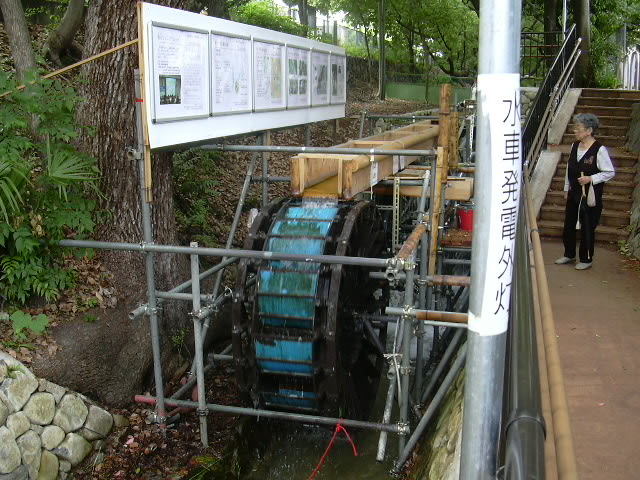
(538, 88, 640, 243)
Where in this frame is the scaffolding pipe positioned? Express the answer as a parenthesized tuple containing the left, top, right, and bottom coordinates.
(134, 71, 166, 424)
(204, 144, 436, 157)
(57, 239, 389, 268)
(155, 291, 215, 302)
(419, 329, 465, 405)
(370, 271, 471, 287)
(393, 343, 467, 473)
(250, 175, 290, 183)
(398, 262, 416, 454)
(376, 368, 398, 462)
(397, 223, 428, 260)
(129, 257, 238, 320)
(190, 243, 208, 446)
(364, 114, 438, 120)
(415, 169, 431, 397)
(134, 396, 407, 433)
(386, 307, 468, 324)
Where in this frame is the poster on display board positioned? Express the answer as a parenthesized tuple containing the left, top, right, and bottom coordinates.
(253, 40, 286, 111)
(311, 51, 330, 106)
(151, 24, 210, 122)
(211, 33, 252, 114)
(330, 54, 346, 104)
(286, 46, 310, 108)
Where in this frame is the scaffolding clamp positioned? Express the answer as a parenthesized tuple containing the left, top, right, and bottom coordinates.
(396, 422, 410, 435)
(196, 408, 209, 417)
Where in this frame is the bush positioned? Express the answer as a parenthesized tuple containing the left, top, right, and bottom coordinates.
(231, 1, 307, 37)
(0, 71, 99, 304)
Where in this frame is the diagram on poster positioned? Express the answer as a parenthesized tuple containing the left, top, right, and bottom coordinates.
(311, 51, 329, 105)
(211, 33, 252, 113)
(254, 41, 285, 110)
(286, 46, 310, 108)
(330, 54, 346, 104)
(151, 25, 209, 122)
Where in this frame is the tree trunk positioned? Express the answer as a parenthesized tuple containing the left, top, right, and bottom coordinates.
(0, 0, 36, 82)
(572, 0, 594, 87)
(45, 0, 85, 66)
(543, 0, 562, 69)
(33, 0, 191, 407)
(297, 0, 308, 26)
(203, 0, 229, 18)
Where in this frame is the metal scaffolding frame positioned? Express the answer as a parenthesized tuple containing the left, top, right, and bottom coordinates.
(55, 74, 470, 469)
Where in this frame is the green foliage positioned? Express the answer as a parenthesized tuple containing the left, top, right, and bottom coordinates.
(84, 314, 99, 323)
(172, 149, 221, 247)
(0, 70, 99, 304)
(9, 311, 49, 340)
(231, 0, 307, 36)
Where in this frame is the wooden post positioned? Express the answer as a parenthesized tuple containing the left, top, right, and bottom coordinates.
(449, 111, 460, 169)
(429, 146, 446, 276)
(136, 2, 153, 202)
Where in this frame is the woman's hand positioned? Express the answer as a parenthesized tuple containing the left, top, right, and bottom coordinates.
(578, 175, 592, 186)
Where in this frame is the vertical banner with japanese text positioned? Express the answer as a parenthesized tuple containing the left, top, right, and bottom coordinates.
(468, 73, 521, 336)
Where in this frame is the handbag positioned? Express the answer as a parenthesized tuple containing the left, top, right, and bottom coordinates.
(587, 182, 596, 207)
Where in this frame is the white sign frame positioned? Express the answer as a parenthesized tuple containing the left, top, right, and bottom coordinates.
(140, 2, 346, 150)
(253, 39, 286, 111)
(150, 23, 211, 123)
(210, 31, 253, 115)
(311, 50, 330, 106)
(286, 46, 311, 108)
(330, 54, 347, 104)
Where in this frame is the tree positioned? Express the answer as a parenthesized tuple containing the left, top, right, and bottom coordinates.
(30, 0, 215, 406)
(45, 0, 85, 66)
(0, 0, 37, 82)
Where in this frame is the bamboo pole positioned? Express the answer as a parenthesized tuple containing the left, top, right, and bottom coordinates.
(525, 177, 578, 479)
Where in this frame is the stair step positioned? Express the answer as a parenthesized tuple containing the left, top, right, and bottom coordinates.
(544, 191, 634, 209)
(574, 105, 632, 117)
(552, 165, 636, 182)
(561, 134, 627, 146)
(557, 150, 639, 168)
(578, 96, 640, 108)
(565, 124, 629, 136)
(549, 179, 633, 197)
(580, 88, 640, 100)
(537, 219, 630, 242)
(539, 205, 631, 228)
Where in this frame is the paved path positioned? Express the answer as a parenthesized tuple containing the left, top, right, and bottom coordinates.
(542, 239, 640, 480)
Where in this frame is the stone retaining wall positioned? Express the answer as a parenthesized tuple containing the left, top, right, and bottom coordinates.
(0, 353, 117, 480)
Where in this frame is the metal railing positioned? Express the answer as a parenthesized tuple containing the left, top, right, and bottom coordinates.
(522, 25, 580, 176)
(521, 30, 564, 83)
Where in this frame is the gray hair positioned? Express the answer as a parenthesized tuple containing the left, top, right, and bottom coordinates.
(574, 113, 600, 131)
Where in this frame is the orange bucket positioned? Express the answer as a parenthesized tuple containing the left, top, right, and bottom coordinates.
(458, 204, 474, 232)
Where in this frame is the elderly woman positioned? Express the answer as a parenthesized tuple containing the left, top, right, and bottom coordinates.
(555, 113, 615, 270)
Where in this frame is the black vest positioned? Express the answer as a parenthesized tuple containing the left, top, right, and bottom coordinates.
(567, 141, 604, 205)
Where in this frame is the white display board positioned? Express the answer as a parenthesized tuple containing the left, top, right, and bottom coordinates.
(211, 33, 252, 114)
(139, 3, 347, 149)
(311, 51, 330, 106)
(287, 46, 310, 108)
(253, 41, 286, 111)
(151, 25, 210, 122)
(330, 54, 347, 104)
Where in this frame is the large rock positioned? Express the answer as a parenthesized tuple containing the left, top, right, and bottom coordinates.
(0, 464, 29, 480)
(53, 433, 92, 466)
(36, 380, 65, 405)
(23, 393, 55, 426)
(41, 425, 65, 450)
(80, 405, 113, 441)
(0, 372, 38, 413)
(0, 361, 7, 383)
(6, 412, 30, 439)
(16, 430, 41, 480)
(36, 451, 59, 480)
(0, 399, 8, 426)
(52, 395, 88, 433)
(0, 426, 21, 474)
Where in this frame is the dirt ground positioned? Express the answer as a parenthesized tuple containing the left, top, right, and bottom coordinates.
(1, 93, 432, 479)
(541, 239, 640, 480)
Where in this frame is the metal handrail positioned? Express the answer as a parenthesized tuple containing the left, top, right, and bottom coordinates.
(500, 198, 547, 478)
(523, 25, 580, 175)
